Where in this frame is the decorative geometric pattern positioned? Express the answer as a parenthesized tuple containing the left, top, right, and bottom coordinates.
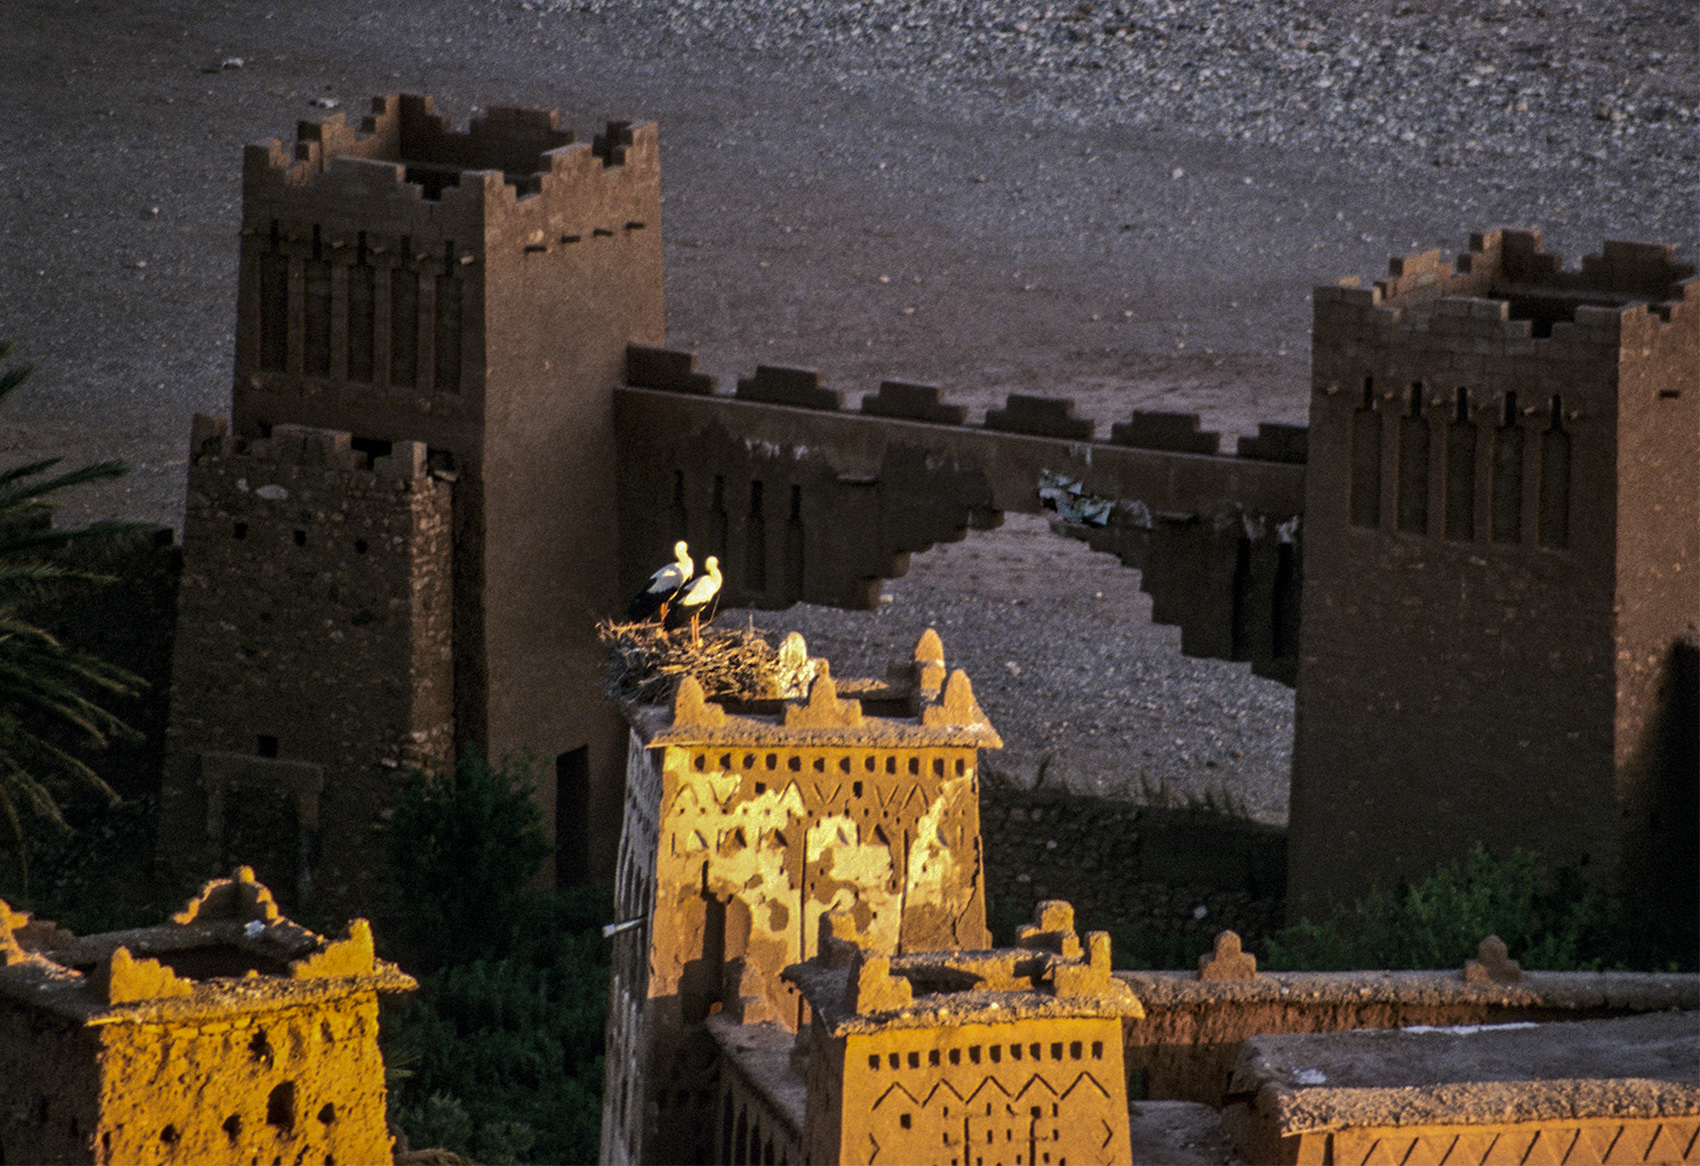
(1306, 1116, 1700, 1165)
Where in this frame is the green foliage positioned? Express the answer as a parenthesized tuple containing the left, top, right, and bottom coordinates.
(1105, 921, 1211, 971)
(0, 341, 147, 897)
(385, 747, 555, 971)
(1263, 844, 1627, 972)
(381, 743, 611, 1163)
(383, 888, 612, 1165)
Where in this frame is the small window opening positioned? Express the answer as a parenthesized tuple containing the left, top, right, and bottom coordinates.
(233, 522, 248, 540)
(266, 1081, 295, 1130)
(908, 1052, 920, 1068)
(317, 1103, 336, 1125)
(293, 529, 307, 547)
(900, 1114, 912, 1130)
(223, 1114, 242, 1140)
(354, 538, 368, 554)
(256, 736, 279, 759)
(160, 1124, 179, 1145)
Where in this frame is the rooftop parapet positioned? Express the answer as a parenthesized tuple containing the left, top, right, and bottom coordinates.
(1320, 228, 1697, 340)
(786, 901, 1143, 1035)
(242, 93, 658, 222)
(630, 629, 1002, 750)
(189, 414, 433, 485)
(0, 867, 414, 1022)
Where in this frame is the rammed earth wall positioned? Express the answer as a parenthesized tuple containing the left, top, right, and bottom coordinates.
(979, 782, 1287, 951)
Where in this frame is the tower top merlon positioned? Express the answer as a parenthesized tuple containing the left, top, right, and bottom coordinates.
(1328, 228, 1696, 314)
(626, 630, 1001, 750)
(241, 92, 657, 204)
(1317, 229, 1697, 348)
(785, 901, 1143, 1035)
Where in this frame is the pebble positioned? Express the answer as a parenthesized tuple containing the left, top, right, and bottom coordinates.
(532, 0, 1697, 237)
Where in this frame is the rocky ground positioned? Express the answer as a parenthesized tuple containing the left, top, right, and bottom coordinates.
(0, 0, 1693, 823)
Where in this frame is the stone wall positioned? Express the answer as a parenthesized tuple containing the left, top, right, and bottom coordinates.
(979, 781, 1287, 955)
(160, 420, 454, 916)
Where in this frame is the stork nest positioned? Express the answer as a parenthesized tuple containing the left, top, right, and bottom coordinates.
(597, 619, 780, 706)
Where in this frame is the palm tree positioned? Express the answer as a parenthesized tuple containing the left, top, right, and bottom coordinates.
(0, 342, 145, 896)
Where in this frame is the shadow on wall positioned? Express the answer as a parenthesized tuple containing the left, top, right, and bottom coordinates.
(978, 775, 1287, 963)
(1634, 632, 1699, 956)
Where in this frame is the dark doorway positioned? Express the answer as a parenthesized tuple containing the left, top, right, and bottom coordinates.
(555, 746, 590, 887)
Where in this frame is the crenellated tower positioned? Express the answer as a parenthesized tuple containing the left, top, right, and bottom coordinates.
(167, 94, 664, 893)
(160, 420, 454, 913)
(1290, 229, 1699, 919)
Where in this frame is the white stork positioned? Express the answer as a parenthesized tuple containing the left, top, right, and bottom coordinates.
(667, 556, 722, 646)
(627, 540, 693, 623)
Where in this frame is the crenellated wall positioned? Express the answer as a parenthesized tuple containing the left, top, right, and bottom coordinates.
(617, 344, 1307, 682)
(160, 418, 454, 915)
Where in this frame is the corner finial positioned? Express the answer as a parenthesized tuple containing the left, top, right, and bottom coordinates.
(1198, 930, 1259, 981)
(914, 628, 944, 664)
(671, 674, 726, 728)
(784, 673, 864, 728)
(172, 867, 283, 926)
(922, 669, 989, 729)
(1463, 934, 1523, 983)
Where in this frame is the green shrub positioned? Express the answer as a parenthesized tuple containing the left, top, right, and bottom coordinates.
(1263, 844, 1627, 972)
(385, 747, 555, 972)
(380, 746, 611, 1163)
(382, 903, 611, 1165)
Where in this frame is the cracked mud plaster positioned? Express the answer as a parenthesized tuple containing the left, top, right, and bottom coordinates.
(653, 745, 987, 1027)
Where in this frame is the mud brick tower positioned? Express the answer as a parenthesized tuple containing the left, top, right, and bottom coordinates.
(0, 868, 414, 1166)
(163, 94, 663, 895)
(601, 631, 1000, 1165)
(160, 421, 453, 911)
(1290, 230, 1699, 918)
(783, 903, 1145, 1166)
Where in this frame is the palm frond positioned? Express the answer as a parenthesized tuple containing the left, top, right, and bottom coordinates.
(0, 342, 145, 897)
(0, 459, 130, 511)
